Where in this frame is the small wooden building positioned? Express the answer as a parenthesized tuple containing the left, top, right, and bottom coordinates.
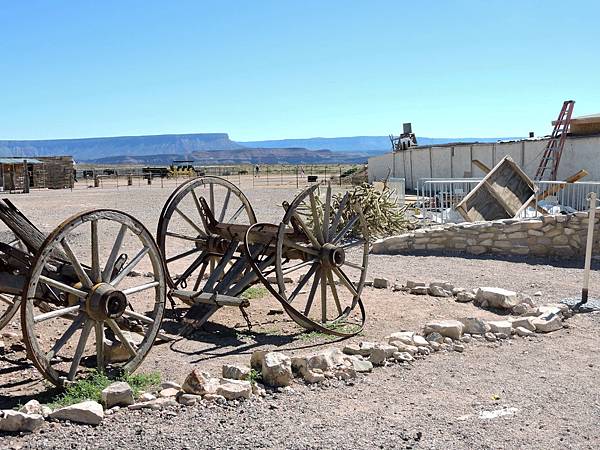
(0, 156, 74, 192)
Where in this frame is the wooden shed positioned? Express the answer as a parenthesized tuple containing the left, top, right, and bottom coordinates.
(0, 156, 74, 192)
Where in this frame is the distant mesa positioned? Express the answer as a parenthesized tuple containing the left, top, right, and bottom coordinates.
(0, 132, 517, 165)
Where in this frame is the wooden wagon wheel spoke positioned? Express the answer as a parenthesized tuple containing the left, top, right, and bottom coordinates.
(165, 231, 202, 242)
(22, 209, 166, 387)
(90, 220, 101, 283)
(342, 239, 366, 250)
(175, 207, 206, 236)
(34, 305, 81, 323)
(60, 239, 93, 288)
(94, 321, 105, 371)
(0, 293, 14, 305)
(166, 247, 201, 264)
(229, 204, 246, 222)
(101, 223, 128, 282)
(46, 315, 84, 360)
(332, 214, 359, 244)
(110, 246, 150, 286)
(323, 184, 332, 242)
(325, 269, 343, 316)
(287, 263, 319, 304)
(303, 266, 322, 316)
(308, 191, 324, 244)
(291, 212, 322, 249)
(68, 319, 93, 381)
(328, 192, 349, 240)
(219, 189, 231, 222)
(39, 276, 87, 298)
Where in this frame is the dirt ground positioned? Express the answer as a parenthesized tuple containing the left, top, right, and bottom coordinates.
(1, 183, 599, 449)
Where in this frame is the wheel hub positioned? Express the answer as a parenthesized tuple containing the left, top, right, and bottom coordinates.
(86, 283, 128, 321)
(321, 243, 345, 268)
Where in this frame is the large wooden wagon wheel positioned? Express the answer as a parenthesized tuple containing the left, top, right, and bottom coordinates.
(0, 237, 29, 330)
(245, 183, 368, 337)
(157, 176, 256, 295)
(21, 210, 166, 387)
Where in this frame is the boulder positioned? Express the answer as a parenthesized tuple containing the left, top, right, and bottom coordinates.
(349, 357, 373, 373)
(459, 317, 490, 335)
(159, 388, 179, 398)
(0, 410, 45, 432)
(182, 369, 220, 395)
(428, 285, 450, 297)
(387, 331, 414, 346)
(18, 399, 51, 417)
(160, 381, 182, 390)
(532, 315, 563, 333)
(388, 342, 418, 355)
(406, 280, 426, 289)
(412, 335, 429, 347)
(101, 381, 134, 408)
(423, 320, 464, 340)
(425, 332, 444, 344)
(510, 316, 536, 332)
(515, 327, 535, 337)
(254, 352, 293, 387)
(222, 364, 251, 380)
(430, 281, 454, 291)
(291, 357, 326, 383)
(456, 291, 475, 303)
(49, 401, 104, 425)
(368, 343, 398, 365)
(217, 379, 252, 400)
(475, 287, 520, 309)
(373, 278, 389, 289)
(177, 393, 201, 406)
(487, 320, 513, 335)
(393, 352, 414, 362)
(410, 286, 428, 295)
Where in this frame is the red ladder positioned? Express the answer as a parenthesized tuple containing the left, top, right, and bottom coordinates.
(534, 100, 575, 181)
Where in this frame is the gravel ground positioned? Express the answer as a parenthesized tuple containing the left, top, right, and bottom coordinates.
(1, 183, 600, 449)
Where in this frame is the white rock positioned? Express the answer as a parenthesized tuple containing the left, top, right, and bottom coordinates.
(484, 332, 497, 342)
(425, 332, 444, 344)
(254, 352, 293, 387)
(387, 332, 414, 346)
(128, 398, 178, 410)
(423, 320, 464, 340)
(487, 320, 512, 335)
(49, 401, 104, 425)
(459, 317, 490, 335)
(410, 286, 428, 295)
(139, 392, 157, 402)
(406, 280, 426, 289)
(159, 388, 180, 398)
(443, 337, 453, 345)
(373, 278, 389, 289)
(456, 291, 475, 303)
(291, 357, 326, 383)
(532, 315, 562, 333)
(428, 285, 450, 297)
(182, 369, 221, 395)
(417, 346, 430, 355)
(18, 399, 51, 417)
(349, 357, 373, 373)
(177, 393, 201, 406)
(368, 343, 398, 365)
(222, 364, 251, 380)
(101, 381, 134, 408)
(388, 341, 418, 355)
(393, 352, 414, 362)
(203, 394, 226, 404)
(510, 316, 536, 332)
(515, 326, 535, 337)
(454, 343, 465, 353)
(0, 410, 45, 432)
(412, 335, 429, 347)
(430, 342, 441, 351)
(430, 281, 454, 291)
(476, 287, 520, 309)
(217, 379, 252, 400)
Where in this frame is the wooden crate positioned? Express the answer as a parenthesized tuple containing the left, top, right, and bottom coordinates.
(456, 156, 535, 222)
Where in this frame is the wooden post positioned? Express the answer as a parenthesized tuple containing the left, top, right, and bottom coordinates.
(581, 192, 597, 304)
(23, 160, 30, 194)
(128, 174, 133, 186)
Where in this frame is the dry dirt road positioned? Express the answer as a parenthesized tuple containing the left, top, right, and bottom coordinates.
(1, 184, 599, 449)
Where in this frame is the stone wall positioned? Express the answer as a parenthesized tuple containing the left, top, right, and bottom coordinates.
(372, 210, 600, 259)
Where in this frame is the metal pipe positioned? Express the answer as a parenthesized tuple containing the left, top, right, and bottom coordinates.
(581, 192, 597, 304)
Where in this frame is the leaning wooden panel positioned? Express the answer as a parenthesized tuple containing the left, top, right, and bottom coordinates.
(456, 156, 535, 222)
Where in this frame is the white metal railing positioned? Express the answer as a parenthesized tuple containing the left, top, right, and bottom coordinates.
(417, 178, 482, 224)
(416, 177, 600, 224)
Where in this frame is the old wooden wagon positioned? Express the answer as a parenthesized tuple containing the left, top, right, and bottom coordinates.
(0, 177, 368, 387)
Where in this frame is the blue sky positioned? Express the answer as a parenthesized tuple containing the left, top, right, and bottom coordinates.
(1, 1, 599, 141)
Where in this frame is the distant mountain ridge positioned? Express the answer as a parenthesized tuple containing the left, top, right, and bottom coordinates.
(0, 133, 243, 160)
(240, 136, 522, 153)
(0, 132, 520, 165)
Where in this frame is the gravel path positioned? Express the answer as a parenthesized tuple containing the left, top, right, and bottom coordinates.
(1, 184, 599, 449)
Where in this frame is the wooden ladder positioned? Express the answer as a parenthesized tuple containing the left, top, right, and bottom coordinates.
(534, 100, 575, 181)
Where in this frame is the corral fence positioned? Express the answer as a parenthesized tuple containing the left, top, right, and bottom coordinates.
(62, 164, 365, 191)
(415, 178, 600, 224)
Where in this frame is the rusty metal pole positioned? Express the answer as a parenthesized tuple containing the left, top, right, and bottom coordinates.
(581, 192, 597, 304)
